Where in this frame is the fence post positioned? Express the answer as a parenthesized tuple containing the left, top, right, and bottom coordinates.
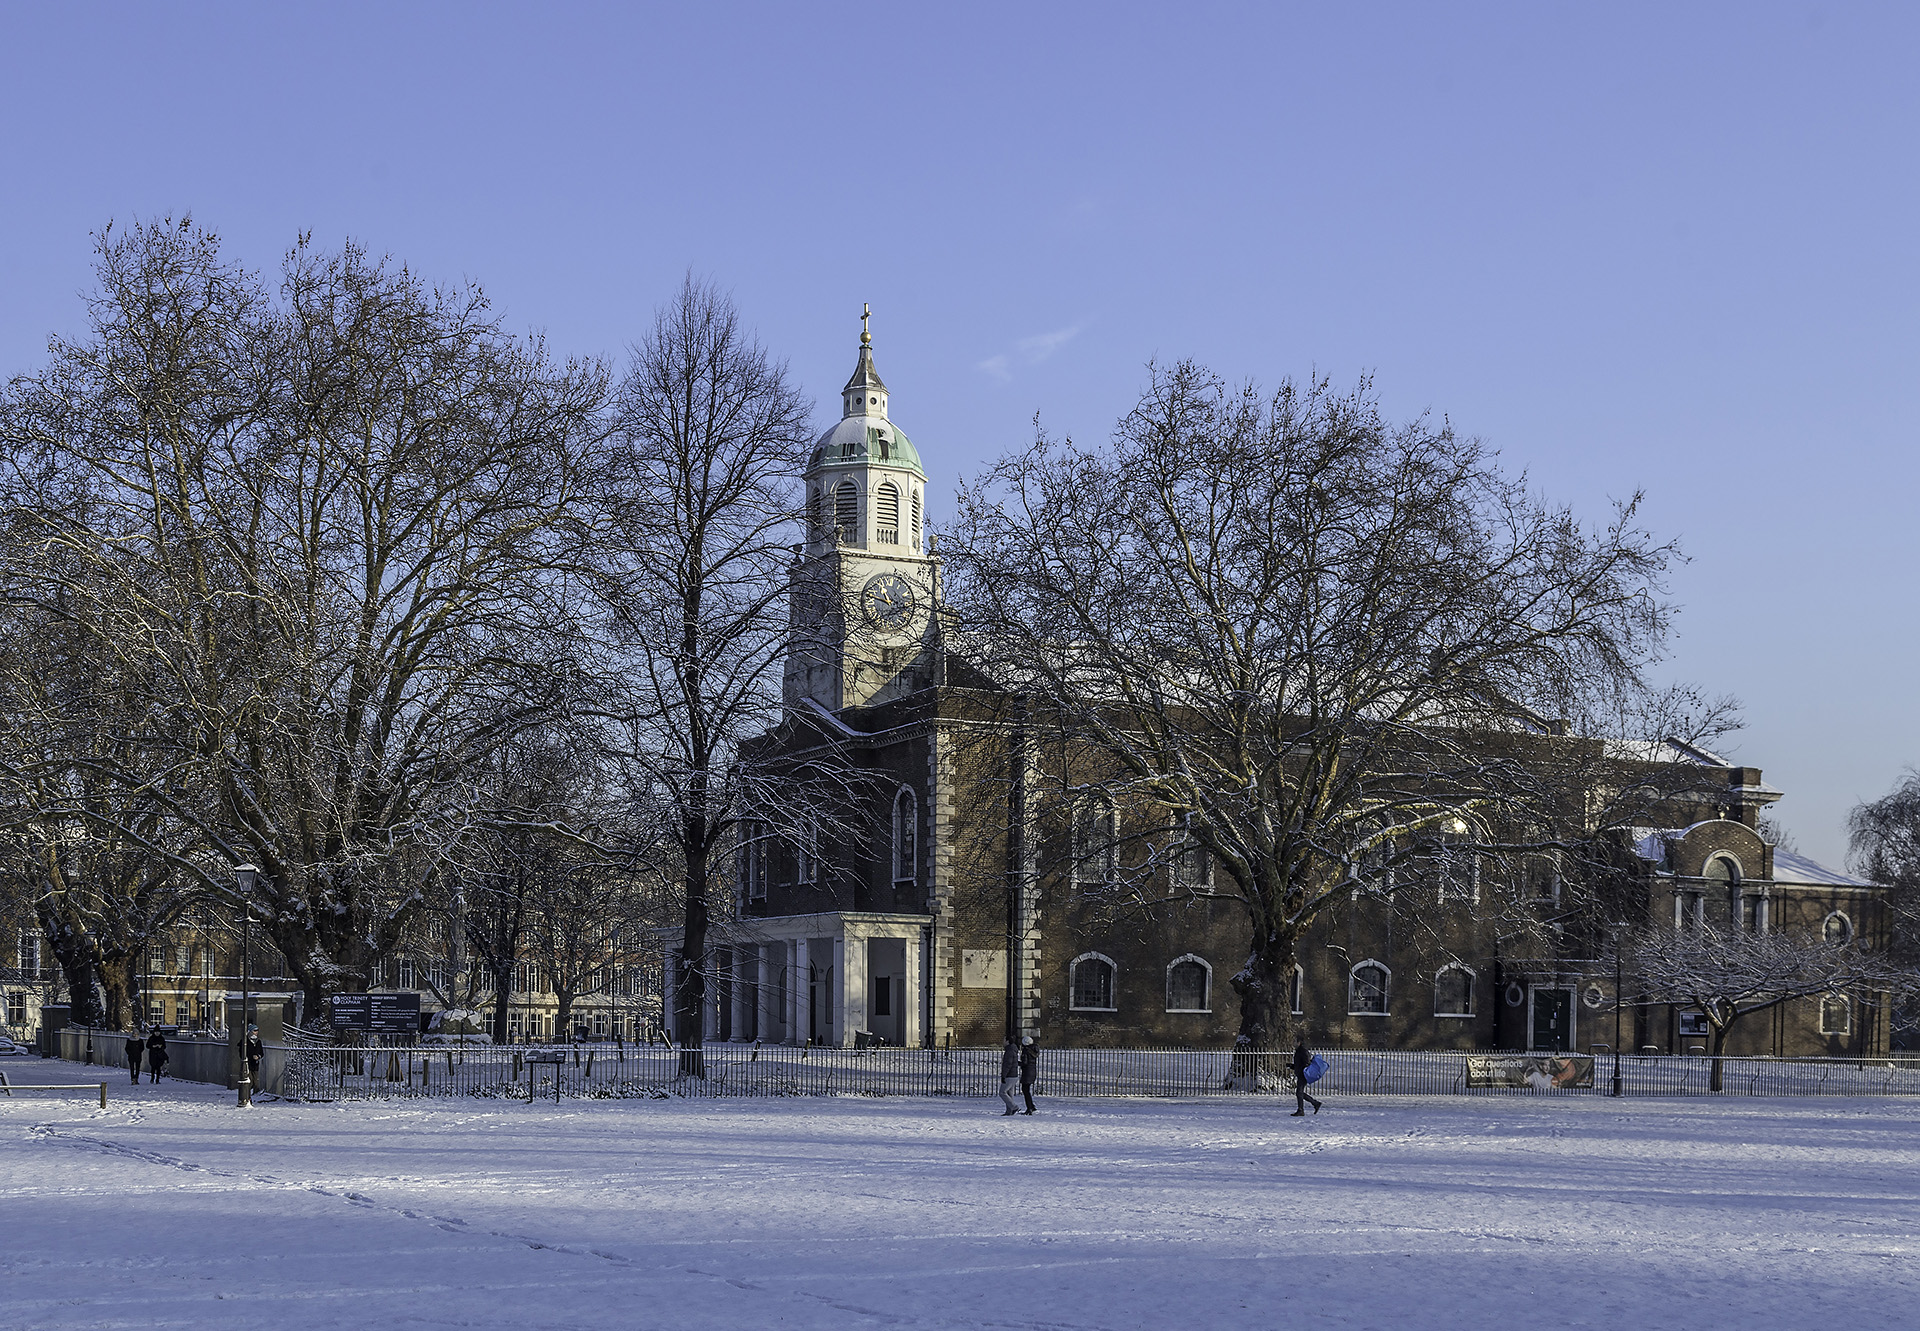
(99, 1081, 107, 1109)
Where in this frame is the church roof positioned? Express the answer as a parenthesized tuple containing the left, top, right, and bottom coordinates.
(843, 342, 888, 393)
(809, 416, 926, 479)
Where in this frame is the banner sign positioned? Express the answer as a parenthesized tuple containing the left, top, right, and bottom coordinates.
(328, 992, 422, 1033)
(1465, 1054, 1594, 1090)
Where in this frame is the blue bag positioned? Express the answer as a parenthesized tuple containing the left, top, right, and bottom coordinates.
(1302, 1054, 1328, 1085)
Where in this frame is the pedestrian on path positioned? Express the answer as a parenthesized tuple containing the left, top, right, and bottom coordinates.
(124, 1032, 144, 1084)
(999, 1038, 1021, 1115)
(1290, 1040, 1321, 1116)
(1019, 1035, 1039, 1114)
(245, 1024, 264, 1091)
(146, 1028, 169, 1082)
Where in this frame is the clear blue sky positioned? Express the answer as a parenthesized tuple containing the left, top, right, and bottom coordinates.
(3, 3, 1915, 867)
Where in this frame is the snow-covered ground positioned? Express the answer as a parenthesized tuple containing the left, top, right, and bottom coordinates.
(4, 1059, 1916, 1330)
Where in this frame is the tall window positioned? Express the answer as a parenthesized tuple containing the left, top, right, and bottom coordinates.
(892, 787, 917, 884)
(741, 820, 771, 901)
(1431, 818, 1477, 901)
(1291, 964, 1304, 1015)
(911, 490, 922, 547)
(833, 480, 858, 540)
(876, 482, 900, 543)
(1524, 854, 1560, 903)
(1076, 796, 1117, 884)
(1820, 993, 1851, 1036)
(398, 958, 416, 989)
(1165, 955, 1210, 1012)
(1349, 961, 1390, 1015)
(1823, 912, 1853, 944)
(1070, 953, 1116, 1011)
(796, 814, 819, 884)
(1435, 965, 1474, 1016)
(17, 935, 41, 978)
(1175, 812, 1211, 889)
(807, 485, 824, 537)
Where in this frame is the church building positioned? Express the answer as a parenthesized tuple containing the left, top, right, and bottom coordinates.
(666, 317, 1890, 1060)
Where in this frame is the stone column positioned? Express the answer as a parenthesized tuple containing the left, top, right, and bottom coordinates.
(903, 927, 923, 1049)
(790, 938, 810, 1044)
(841, 930, 869, 1047)
(756, 944, 780, 1043)
(730, 947, 753, 1042)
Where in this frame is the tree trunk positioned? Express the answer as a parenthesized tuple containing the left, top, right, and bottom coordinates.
(1707, 1016, 1735, 1093)
(492, 961, 513, 1044)
(1229, 937, 1298, 1088)
(98, 953, 136, 1031)
(676, 820, 710, 1078)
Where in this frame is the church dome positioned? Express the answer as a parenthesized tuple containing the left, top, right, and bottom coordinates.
(808, 416, 926, 479)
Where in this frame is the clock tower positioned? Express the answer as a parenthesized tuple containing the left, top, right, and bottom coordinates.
(786, 309, 942, 713)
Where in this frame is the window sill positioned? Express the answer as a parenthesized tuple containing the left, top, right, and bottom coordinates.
(1164, 1007, 1211, 1014)
(1068, 1006, 1118, 1013)
(1347, 1010, 1388, 1018)
(1434, 1011, 1474, 1019)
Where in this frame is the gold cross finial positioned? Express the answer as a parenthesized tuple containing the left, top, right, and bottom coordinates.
(861, 303, 871, 346)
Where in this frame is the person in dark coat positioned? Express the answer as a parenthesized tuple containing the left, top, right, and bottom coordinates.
(244, 1024, 264, 1089)
(124, 1033, 144, 1084)
(1290, 1040, 1321, 1116)
(1018, 1035, 1039, 1114)
(146, 1029, 169, 1082)
(999, 1038, 1021, 1115)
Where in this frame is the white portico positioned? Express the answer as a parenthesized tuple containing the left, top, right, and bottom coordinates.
(672, 912, 933, 1048)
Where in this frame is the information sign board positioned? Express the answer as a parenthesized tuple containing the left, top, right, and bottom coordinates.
(327, 992, 422, 1033)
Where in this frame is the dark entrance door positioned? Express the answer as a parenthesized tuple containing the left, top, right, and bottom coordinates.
(1532, 988, 1573, 1052)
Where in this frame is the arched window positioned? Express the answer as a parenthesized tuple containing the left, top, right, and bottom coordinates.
(1703, 855, 1740, 887)
(833, 480, 858, 540)
(1348, 961, 1390, 1015)
(1824, 911, 1853, 944)
(1165, 955, 1211, 1012)
(1069, 953, 1116, 1011)
(1291, 964, 1304, 1015)
(807, 485, 824, 537)
(911, 489, 922, 547)
(892, 787, 917, 884)
(875, 482, 900, 543)
(1820, 993, 1851, 1036)
(1435, 965, 1474, 1016)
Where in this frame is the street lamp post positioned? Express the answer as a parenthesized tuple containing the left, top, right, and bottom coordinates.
(234, 864, 257, 1108)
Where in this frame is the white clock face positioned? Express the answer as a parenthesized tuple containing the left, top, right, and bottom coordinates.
(862, 572, 916, 630)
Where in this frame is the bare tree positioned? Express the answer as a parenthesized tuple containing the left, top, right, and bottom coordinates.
(1627, 923, 1905, 1089)
(1850, 769, 1920, 1033)
(0, 219, 609, 1020)
(591, 277, 813, 1074)
(944, 362, 1719, 1058)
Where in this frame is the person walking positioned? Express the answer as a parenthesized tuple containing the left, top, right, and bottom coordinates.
(999, 1038, 1021, 1115)
(245, 1024, 264, 1092)
(124, 1032, 144, 1084)
(146, 1028, 169, 1083)
(1018, 1035, 1039, 1114)
(1290, 1039, 1321, 1116)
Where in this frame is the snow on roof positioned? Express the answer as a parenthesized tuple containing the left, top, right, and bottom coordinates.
(1630, 828, 1677, 863)
(1770, 849, 1874, 889)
